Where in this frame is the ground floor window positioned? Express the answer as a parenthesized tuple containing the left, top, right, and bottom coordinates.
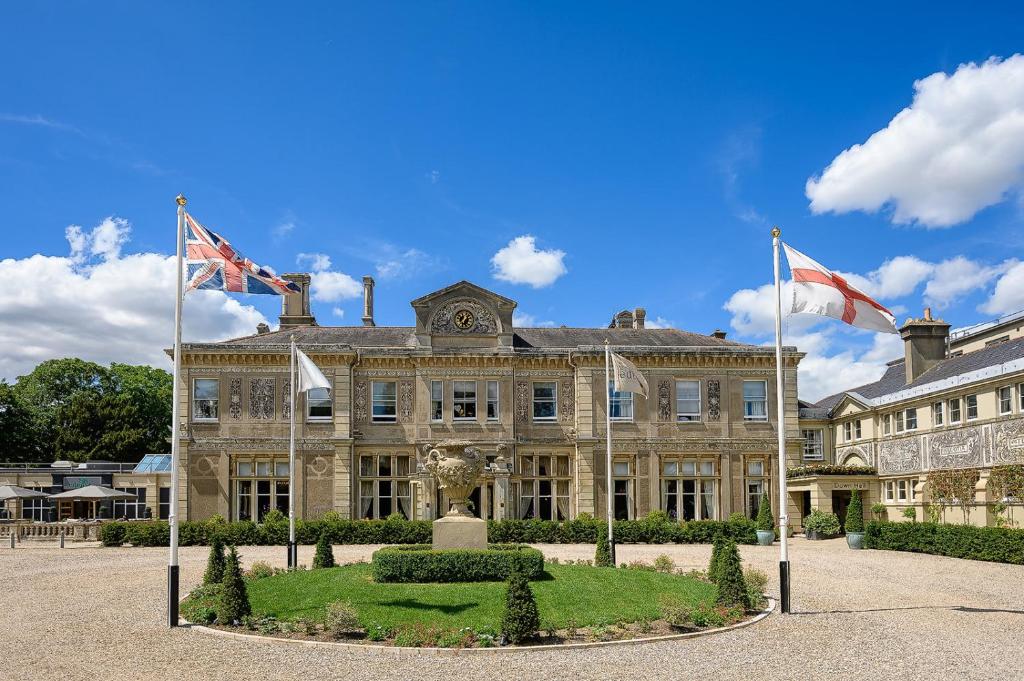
(114, 487, 147, 520)
(517, 453, 572, 520)
(883, 477, 917, 503)
(611, 459, 635, 520)
(21, 487, 50, 521)
(745, 459, 767, 519)
(661, 457, 717, 521)
(233, 459, 291, 522)
(159, 486, 171, 520)
(359, 453, 412, 519)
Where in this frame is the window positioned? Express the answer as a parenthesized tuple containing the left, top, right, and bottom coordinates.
(453, 381, 477, 420)
(675, 380, 701, 421)
(745, 460, 766, 520)
(430, 381, 443, 422)
(854, 419, 862, 439)
(844, 422, 852, 441)
(1020, 384, 1024, 412)
(884, 480, 895, 502)
(611, 459, 634, 520)
(895, 410, 904, 432)
(885, 478, 917, 504)
(933, 401, 944, 426)
(905, 408, 917, 431)
(897, 480, 908, 502)
(159, 487, 171, 520)
(743, 380, 768, 420)
(883, 414, 891, 435)
(949, 398, 961, 423)
(233, 458, 291, 521)
(802, 429, 824, 461)
(608, 380, 634, 421)
(192, 378, 219, 421)
(359, 453, 412, 519)
(371, 381, 397, 422)
(486, 380, 499, 421)
(306, 387, 332, 420)
(114, 487, 147, 520)
(532, 382, 557, 421)
(966, 394, 978, 420)
(21, 486, 50, 521)
(662, 458, 717, 521)
(517, 453, 571, 521)
(999, 386, 1012, 415)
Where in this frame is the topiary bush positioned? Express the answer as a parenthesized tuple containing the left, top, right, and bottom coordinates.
(713, 541, 748, 608)
(901, 507, 917, 521)
(203, 534, 226, 585)
(313, 532, 336, 569)
(594, 523, 612, 567)
(217, 546, 251, 624)
(500, 567, 540, 644)
(804, 510, 841, 537)
(864, 521, 1024, 564)
(707, 535, 726, 584)
(99, 522, 127, 547)
(371, 544, 544, 583)
(844, 490, 865, 534)
(755, 492, 774, 532)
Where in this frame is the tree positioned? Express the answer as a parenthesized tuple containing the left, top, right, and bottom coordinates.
(714, 541, 749, 608)
(204, 535, 226, 585)
(500, 567, 540, 644)
(53, 392, 150, 462)
(594, 523, 612, 567)
(217, 546, 251, 624)
(755, 491, 774, 532)
(928, 469, 979, 524)
(0, 382, 42, 462)
(844, 489, 865, 534)
(313, 532, 336, 569)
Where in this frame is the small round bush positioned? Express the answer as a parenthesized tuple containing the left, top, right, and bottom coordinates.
(804, 510, 841, 536)
(324, 601, 360, 639)
(262, 509, 286, 524)
(901, 506, 917, 521)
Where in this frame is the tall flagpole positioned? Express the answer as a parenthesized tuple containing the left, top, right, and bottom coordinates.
(288, 335, 297, 569)
(772, 226, 791, 614)
(604, 339, 615, 566)
(167, 193, 187, 628)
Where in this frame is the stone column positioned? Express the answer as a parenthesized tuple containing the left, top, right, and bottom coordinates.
(492, 459, 511, 521)
(719, 452, 733, 519)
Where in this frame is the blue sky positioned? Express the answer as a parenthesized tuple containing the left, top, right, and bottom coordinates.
(2, 2, 1024, 400)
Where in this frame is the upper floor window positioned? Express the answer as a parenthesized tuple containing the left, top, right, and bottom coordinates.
(802, 429, 823, 460)
(608, 380, 634, 421)
(430, 381, 443, 422)
(854, 419, 862, 439)
(949, 398, 962, 423)
(895, 410, 905, 432)
(966, 394, 979, 421)
(676, 380, 701, 421)
(1019, 384, 1024, 412)
(371, 381, 397, 423)
(532, 382, 557, 421)
(933, 401, 944, 426)
(905, 408, 917, 431)
(743, 380, 768, 421)
(843, 422, 852, 441)
(486, 380, 499, 421)
(883, 414, 891, 435)
(306, 387, 332, 420)
(998, 386, 1013, 415)
(192, 378, 219, 421)
(453, 380, 477, 420)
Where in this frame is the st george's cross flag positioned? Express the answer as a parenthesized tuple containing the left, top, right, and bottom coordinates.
(610, 351, 649, 398)
(782, 243, 898, 334)
(184, 213, 300, 295)
(295, 346, 331, 394)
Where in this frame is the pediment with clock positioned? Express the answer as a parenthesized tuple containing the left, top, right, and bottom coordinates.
(410, 280, 517, 348)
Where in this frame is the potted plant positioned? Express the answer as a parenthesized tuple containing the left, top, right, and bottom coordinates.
(755, 491, 774, 545)
(803, 509, 841, 540)
(844, 489, 865, 549)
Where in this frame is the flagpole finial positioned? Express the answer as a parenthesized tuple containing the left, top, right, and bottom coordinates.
(771, 226, 781, 238)
(175, 194, 187, 207)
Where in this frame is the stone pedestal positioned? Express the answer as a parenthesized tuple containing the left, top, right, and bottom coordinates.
(432, 515, 487, 550)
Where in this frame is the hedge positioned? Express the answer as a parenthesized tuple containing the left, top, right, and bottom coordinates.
(371, 544, 545, 583)
(100, 516, 757, 548)
(864, 521, 1024, 565)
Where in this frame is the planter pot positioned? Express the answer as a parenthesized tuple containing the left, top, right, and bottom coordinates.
(846, 532, 865, 549)
(756, 530, 774, 546)
(805, 529, 840, 541)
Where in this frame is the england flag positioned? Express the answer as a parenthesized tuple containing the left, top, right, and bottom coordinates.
(184, 213, 299, 295)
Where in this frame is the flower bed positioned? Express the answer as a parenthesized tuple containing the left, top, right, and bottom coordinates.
(786, 464, 877, 479)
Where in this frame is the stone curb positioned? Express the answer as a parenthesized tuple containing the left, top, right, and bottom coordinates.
(180, 596, 775, 657)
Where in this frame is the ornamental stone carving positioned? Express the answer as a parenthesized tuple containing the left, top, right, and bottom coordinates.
(354, 380, 368, 423)
(515, 381, 529, 423)
(657, 379, 672, 421)
(228, 379, 242, 420)
(878, 438, 921, 474)
(249, 378, 275, 420)
(707, 380, 721, 421)
(424, 439, 485, 517)
(559, 379, 575, 423)
(992, 418, 1024, 464)
(399, 380, 414, 422)
(282, 379, 291, 420)
(430, 300, 499, 335)
(929, 427, 982, 469)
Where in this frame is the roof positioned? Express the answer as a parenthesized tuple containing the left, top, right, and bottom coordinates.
(47, 485, 137, 500)
(816, 336, 1024, 412)
(0, 485, 49, 501)
(133, 454, 171, 473)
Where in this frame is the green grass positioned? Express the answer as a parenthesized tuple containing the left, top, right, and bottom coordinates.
(242, 563, 717, 631)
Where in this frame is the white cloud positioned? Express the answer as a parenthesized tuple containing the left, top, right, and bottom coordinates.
(295, 252, 362, 303)
(491, 235, 567, 288)
(840, 255, 934, 299)
(331, 307, 345, 318)
(924, 257, 1013, 310)
(513, 311, 557, 328)
(273, 220, 296, 238)
(644, 316, 674, 329)
(981, 261, 1024, 315)
(806, 54, 1024, 227)
(297, 252, 332, 272)
(0, 217, 268, 382)
(375, 248, 440, 281)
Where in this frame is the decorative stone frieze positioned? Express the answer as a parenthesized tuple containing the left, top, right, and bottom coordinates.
(228, 379, 242, 420)
(878, 438, 921, 474)
(282, 379, 291, 420)
(991, 418, 1024, 464)
(399, 380, 414, 422)
(515, 381, 529, 423)
(657, 379, 672, 421)
(707, 380, 721, 421)
(353, 381, 368, 423)
(430, 300, 498, 335)
(191, 438, 338, 451)
(929, 427, 982, 470)
(559, 379, 575, 423)
(249, 378, 275, 419)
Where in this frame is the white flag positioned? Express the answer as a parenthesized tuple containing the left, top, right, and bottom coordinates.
(296, 347, 331, 393)
(611, 352, 648, 398)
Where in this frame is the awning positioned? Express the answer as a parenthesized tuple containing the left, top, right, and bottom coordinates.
(48, 485, 137, 501)
(0, 485, 50, 501)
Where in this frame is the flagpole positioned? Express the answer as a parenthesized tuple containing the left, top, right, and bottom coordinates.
(604, 339, 615, 566)
(288, 335, 297, 570)
(772, 226, 791, 614)
(167, 194, 186, 628)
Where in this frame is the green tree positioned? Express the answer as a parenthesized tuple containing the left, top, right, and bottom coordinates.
(500, 567, 540, 644)
(204, 535, 226, 585)
(313, 532, 336, 569)
(714, 541, 749, 608)
(844, 489, 865, 534)
(755, 492, 774, 532)
(0, 382, 42, 462)
(107, 363, 173, 453)
(594, 523, 612, 567)
(53, 392, 150, 462)
(217, 546, 251, 624)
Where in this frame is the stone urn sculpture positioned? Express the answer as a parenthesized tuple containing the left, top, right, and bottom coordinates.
(424, 439, 487, 550)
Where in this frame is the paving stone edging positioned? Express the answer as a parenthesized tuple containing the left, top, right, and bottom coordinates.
(180, 596, 775, 656)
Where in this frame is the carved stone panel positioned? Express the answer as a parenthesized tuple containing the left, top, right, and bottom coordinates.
(878, 438, 921, 474)
(249, 378, 275, 420)
(657, 379, 672, 421)
(354, 381, 368, 423)
(399, 380, 414, 422)
(228, 379, 242, 420)
(282, 379, 291, 420)
(929, 427, 982, 470)
(559, 379, 575, 423)
(992, 418, 1024, 464)
(707, 380, 721, 421)
(430, 300, 499, 335)
(515, 381, 529, 423)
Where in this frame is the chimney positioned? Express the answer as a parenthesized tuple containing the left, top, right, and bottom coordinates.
(256, 322, 270, 335)
(711, 329, 727, 340)
(899, 307, 950, 384)
(361, 276, 376, 327)
(279, 273, 316, 329)
(612, 310, 633, 328)
(633, 308, 646, 329)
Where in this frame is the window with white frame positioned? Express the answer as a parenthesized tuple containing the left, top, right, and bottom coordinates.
(608, 380, 633, 421)
(933, 401, 944, 426)
(884, 477, 917, 504)
(1020, 384, 1024, 412)
(453, 380, 477, 420)
(532, 382, 557, 421)
(743, 380, 768, 420)
(611, 459, 634, 520)
(192, 378, 220, 421)
(949, 398, 961, 423)
(854, 419, 862, 439)
(430, 380, 443, 421)
(675, 380, 700, 421)
(844, 422, 852, 441)
(371, 381, 397, 422)
(883, 413, 891, 435)
(359, 453, 412, 519)
(998, 386, 1013, 415)
(516, 453, 571, 521)
(114, 487, 147, 519)
(905, 408, 917, 430)
(662, 457, 717, 521)
(486, 380, 499, 421)
(966, 394, 979, 420)
(307, 387, 332, 420)
(21, 486, 50, 521)
(895, 410, 905, 432)
(745, 460, 767, 520)
(234, 459, 291, 522)
(802, 429, 824, 460)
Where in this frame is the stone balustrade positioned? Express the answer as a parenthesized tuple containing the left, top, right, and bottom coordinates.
(0, 521, 104, 542)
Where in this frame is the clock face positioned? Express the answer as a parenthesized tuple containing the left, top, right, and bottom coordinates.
(454, 309, 475, 330)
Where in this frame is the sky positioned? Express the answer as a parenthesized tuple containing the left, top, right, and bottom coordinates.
(2, 2, 1024, 401)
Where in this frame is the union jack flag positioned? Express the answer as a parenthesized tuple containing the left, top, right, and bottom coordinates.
(185, 213, 299, 295)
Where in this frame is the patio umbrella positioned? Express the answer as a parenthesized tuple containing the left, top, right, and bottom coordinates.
(0, 485, 50, 520)
(48, 485, 137, 520)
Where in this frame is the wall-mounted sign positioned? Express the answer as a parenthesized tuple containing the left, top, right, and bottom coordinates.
(63, 476, 101, 490)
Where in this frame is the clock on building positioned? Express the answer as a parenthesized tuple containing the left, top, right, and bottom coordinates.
(454, 309, 475, 330)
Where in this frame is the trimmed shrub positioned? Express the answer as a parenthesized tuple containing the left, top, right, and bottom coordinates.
(901, 507, 917, 521)
(324, 601, 360, 639)
(804, 510, 841, 536)
(755, 492, 774, 532)
(743, 567, 768, 611)
(371, 544, 545, 583)
(844, 490, 865, 534)
(313, 532, 336, 569)
(99, 522, 127, 547)
(707, 535, 726, 584)
(594, 524, 612, 567)
(714, 541, 748, 608)
(217, 546, 251, 624)
(203, 535, 226, 585)
(262, 509, 286, 524)
(870, 502, 887, 520)
(864, 521, 1024, 564)
(246, 561, 278, 580)
(500, 567, 540, 644)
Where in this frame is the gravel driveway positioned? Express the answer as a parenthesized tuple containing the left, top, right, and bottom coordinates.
(2, 539, 1021, 680)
